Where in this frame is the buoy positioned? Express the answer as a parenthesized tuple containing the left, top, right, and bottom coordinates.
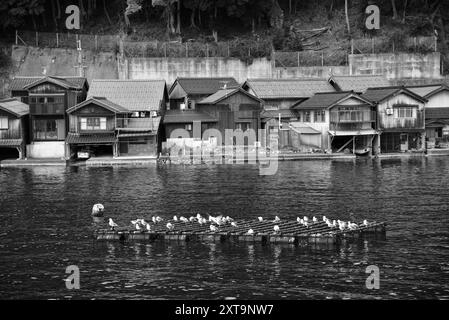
(92, 204, 105, 217)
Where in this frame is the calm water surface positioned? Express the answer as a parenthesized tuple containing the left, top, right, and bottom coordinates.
(0, 159, 449, 299)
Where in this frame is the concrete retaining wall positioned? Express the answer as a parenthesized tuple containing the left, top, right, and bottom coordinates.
(27, 141, 65, 158)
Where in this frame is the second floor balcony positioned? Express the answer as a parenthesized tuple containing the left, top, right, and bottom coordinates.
(330, 110, 376, 124)
(116, 117, 160, 132)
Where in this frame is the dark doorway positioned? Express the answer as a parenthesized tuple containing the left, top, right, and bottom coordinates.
(0, 147, 19, 160)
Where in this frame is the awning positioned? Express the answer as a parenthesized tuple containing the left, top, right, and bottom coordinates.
(117, 132, 156, 138)
(328, 129, 378, 136)
(261, 109, 298, 119)
(290, 125, 321, 135)
(66, 133, 116, 144)
(0, 139, 23, 147)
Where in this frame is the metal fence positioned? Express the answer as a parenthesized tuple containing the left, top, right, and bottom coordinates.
(14, 30, 272, 59)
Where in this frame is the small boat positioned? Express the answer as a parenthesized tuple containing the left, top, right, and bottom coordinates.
(354, 148, 370, 156)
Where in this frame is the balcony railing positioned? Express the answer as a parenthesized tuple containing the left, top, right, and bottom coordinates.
(0, 129, 22, 139)
(330, 111, 376, 123)
(30, 103, 65, 115)
(116, 117, 159, 131)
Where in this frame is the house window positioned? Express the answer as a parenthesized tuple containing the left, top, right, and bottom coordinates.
(304, 111, 311, 122)
(80, 117, 107, 130)
(33, 119, 58, 140)
(185, 124, 192, 131)
(236, 122, 250, 131)
(0, 117, 8, 130)
(396, 107, 414, 118)
(314, 110, 325, 122)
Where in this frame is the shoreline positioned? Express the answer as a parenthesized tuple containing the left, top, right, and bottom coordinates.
(1, 150, 449, 167)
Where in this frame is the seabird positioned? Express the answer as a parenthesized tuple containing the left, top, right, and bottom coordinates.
(173, 215, 178, 221)
(303, 216, 309, 222)
(363, 219, 368, 226)
(155, 216, 163, 223)
(152, 216, 157, 224)
(322, 215, 327, 222)
(180, 216, 189, 223)
(273, 225, 280, 233)
(246, 229, 254, 235)
(273, 216, 281, 223)
(258, 217, 263, 222)
(145, 223, 151, 231)
(297, 217, 301, 223)
(231, 222, 237, 227)
(108, 218, 118, 230)
(166, 222, 174, 231)
(210, 225, 218, 232)
(312, 216, 318, 222)
(189, 216, 197, 222)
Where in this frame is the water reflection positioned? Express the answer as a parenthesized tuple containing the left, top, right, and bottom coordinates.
(1, 159, 449, 299)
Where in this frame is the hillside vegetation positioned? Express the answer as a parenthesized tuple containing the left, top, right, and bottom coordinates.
(0, 0, 448, 69)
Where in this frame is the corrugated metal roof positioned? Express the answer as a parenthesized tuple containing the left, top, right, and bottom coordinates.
(66, 133, 116, 144)
(198, 87, 261, 105)
(330, 75, 390, 92)
(425, 108, 449, 119)
(294, 92, 367, 110)
(0, 139, 23, 146)
(10, 76, 87, 91)
(67, 97, 128, 114)
(171, 77, 239, 95)
(244, 78, 335, 99)
(88, 80, 166, 112)
(0, 98, 29, 117)
(261, 109, 298, 119)
(163, 110, 217, 123)
(289, 123, 321, 134)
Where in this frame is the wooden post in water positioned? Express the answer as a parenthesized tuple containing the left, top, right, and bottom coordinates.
(35, 31, 38, 47)
(56, 33, 59, 47)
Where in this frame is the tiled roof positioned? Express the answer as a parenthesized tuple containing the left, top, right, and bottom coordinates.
(425, 108, 449, 119)
(66, 133, 116, 144)
(0, 98, 29, 117)
(163, 109, 217, 123)
(244, 78, 335, 99)
(329, 75, 390, 92)
(362, 86, 427, 103)
(406, 85, 442, 97)
(88, 80, 166, 112)
(67, 97, 128, 114)
(171, 77, 239, 95)
(293, 91, 370, 110)
(0, 139, 23, 146)
(198, 87, 261, 105)
(10, 76, 87, 91)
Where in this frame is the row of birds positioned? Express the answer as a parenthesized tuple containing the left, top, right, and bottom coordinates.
(108, 214, 369, 233)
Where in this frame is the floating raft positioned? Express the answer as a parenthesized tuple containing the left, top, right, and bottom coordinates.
(95, 219, 386, 246)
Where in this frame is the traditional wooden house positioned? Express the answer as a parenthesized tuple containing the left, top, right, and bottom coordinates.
(0, 98, 29, 159)
(242, 78, 335, 148)
(163, 87, 262, 146)
(168, 77, 239, 110)
(292, 91, 377, 154)
(9, 76, 88, 158)
(362, 87, 427, 153)
(407, 84, 449, 149)
(66, 80, 168, 159)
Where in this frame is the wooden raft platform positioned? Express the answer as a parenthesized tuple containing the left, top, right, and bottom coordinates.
(95, 219, 386, 246)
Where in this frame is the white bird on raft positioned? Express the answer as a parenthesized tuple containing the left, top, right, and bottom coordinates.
(173, 215, 178, 221)
(231, 222, 238, 227)
(189, 216, 197, 222)
(273, 225, 280, 233)
(92, 204, 105, 217)
(135, 223, 142, 231)
(332, 220, 337, 227)
(156, 216, 163, 223)
(180, 216, 189, 223)
(322, 215, 327, 222)
(152, 216, 157, 224)
(210, 225, 218, 232)
(258, 217, 264, 222)
(296, 217, 301, 223)
(273, 216, 281, 223)
(303, 216, 309, 222)
(312, 216, 318, 222)
(145, 223, 151, 231)
(108, 218, 118, 230)
(348, 222, 358, 230)
(166, 222, 174, 231)
(246, 229, 255, 235)
(363, 219, 369, 226)
(303, 221, 309, 228)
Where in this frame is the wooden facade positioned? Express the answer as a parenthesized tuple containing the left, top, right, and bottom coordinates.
(0, 99, 29, 159)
